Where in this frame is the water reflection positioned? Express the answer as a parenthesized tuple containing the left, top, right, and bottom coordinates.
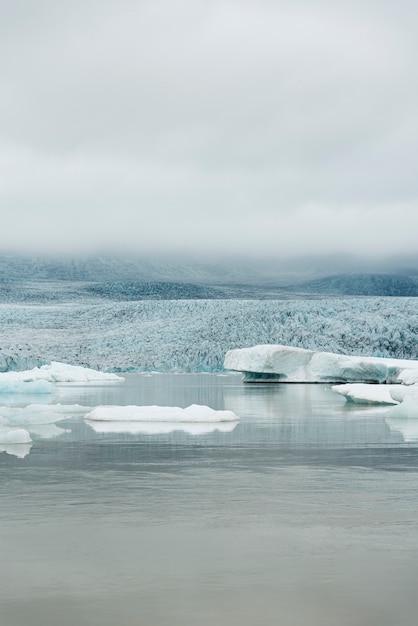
(85, 420, 238, 436)
(385, 417, 418, 442)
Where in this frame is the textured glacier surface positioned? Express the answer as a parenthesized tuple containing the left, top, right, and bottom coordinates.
(84, 404, 239, 423)
(1, 297, 418, 373)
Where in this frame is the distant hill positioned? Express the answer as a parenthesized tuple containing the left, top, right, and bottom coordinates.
(286, 273, 418, 297)
(86, 281, 227, 300)
(1, 255, 418, 300)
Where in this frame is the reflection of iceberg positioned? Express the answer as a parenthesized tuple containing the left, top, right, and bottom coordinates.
(225, 344, 418, 384)
(385, 417, 418, 442)
(84, 404, 240, 423)
(0, 443, 32, 458)
(85, 420, 238, 435)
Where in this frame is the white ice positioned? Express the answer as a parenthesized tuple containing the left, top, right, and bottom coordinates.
(0, 427, 32, 444)
(84, 404, 240, 423)
(0, 443, 32, 458)
(331, 384, 401, 405)
(224, 344, 418, 384)
(85, 420, 238, 435)
(385, 395, 418, 419)
(0, 380, 53, 395)
(0, 362, 123, 384)
(0, 403, 89, 425)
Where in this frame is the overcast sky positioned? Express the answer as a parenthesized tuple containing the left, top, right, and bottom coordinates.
(1, 0, 418, 258)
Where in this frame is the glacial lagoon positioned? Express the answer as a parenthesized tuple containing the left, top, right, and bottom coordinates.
(1, 373, 418, 626)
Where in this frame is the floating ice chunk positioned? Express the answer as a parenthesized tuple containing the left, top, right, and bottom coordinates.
(385, 395, 418, 419)
(38, 362, 124, 382)
(0, 427, 32, 444)
(0, 362, 123, 384)
(0, 443, 32, 458)
(0, 403, 88, 425)
(224, 344, 418, 384)
(84, 404, 240, 423)
(0, 380, 53, 395)
(85, 420, 238, 435)
(27, 424, 71, 439)
(332, 384, 400, 405)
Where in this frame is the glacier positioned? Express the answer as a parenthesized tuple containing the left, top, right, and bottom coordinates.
(224, 344, 418, 383)
(2, 297, 418, 373)
(84, 404, 240, 423)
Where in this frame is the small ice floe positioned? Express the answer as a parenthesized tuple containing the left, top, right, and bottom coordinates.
(331, 384, 401, 405)
(0, 380, 53, 395)
(0, 442, 32, 458)
(385, 394, 418, 419)
(85, 420, 238, 435)
(24, 424, 71, 439)
(0, 427, 32, 444)
(0, 362, 123, 384)
(84, 404, 240, 423)
(0, 403, 89, 426)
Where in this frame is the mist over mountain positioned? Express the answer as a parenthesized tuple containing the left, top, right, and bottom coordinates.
(1, 253, 418, 302)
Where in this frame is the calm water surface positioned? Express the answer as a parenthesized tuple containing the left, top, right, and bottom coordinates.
(1, 373, 418, 626)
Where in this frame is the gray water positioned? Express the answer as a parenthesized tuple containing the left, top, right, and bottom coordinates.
(1, 373, 418, 626)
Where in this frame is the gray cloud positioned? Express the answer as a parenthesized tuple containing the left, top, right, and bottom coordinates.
(1, 0, 417, 256)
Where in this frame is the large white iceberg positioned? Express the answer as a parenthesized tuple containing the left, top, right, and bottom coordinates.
(84, 404, 240, 423)
(0, 362, 123, 384)
(224, 344, 418, 384)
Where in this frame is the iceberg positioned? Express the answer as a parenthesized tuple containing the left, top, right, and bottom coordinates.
(224, 344, 418, 384)
(331, 384, 400, 405)
(0, 443, 32, 458)
(385, 395, 418, 419)
(84, 404, 240, 423)
(0, 380, 53, 395)
(0, 362, 123, 384)
(85, 420, 238, 435)
(0, 427, 32, 444)
(0, 403, 89, 425)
